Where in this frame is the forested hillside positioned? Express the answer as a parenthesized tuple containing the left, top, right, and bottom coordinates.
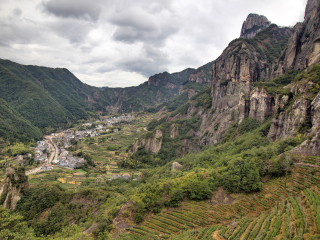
(1, 0, 320, 239)
(0, 98, 42, 142)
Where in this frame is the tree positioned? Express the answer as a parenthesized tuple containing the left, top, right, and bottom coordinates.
(0, 206, 35, 240)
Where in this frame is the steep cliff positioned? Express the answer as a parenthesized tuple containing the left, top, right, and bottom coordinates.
(240, 14, 271, 39)
(272, 0, 320, 77)
(133, 129, 163, 154)
(202, 25, 292, 144)
(0, 167, 29, 210)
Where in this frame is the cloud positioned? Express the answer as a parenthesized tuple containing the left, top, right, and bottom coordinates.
(109, 6, 180, 46)
(0, 0, 308, 88)
(97, 44, 169, 77)
(42, 0, 101, 22)
(48, 18, 95, 44)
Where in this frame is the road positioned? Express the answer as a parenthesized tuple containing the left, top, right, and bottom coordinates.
(45, 136, 58, 163)
(25, 136, 59, 175)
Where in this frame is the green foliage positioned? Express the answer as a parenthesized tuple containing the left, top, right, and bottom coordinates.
(254, 69, 300, 96)
(106, 144, 122, 151)
(15, 184, 64, 222)
(169, 189, 184, 207)
(0, 98, 42, 142)
(184, 179, 212, 200)
(6, 143, 33, 156)
(238, 118, 260, 134)
(84, 153, 96, 167)
(192, 90, 212, 110)
(223, 158, 263, 193)
(0, 207, 36, 240)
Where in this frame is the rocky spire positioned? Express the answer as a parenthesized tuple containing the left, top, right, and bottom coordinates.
(240, 14, 271, 39)
(305, 0, 320, 20)
(0, 167, 29, 210)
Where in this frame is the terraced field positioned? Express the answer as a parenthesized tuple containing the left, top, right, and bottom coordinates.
(125, 160, 320, 239)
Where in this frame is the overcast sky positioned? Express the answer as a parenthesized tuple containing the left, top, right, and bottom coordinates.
(0, 0, 307, 87)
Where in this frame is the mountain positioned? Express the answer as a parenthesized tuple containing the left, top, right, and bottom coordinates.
(133, 23, 294, 156)
(132, 0, 320, 159)
(100, 68, 196, 113)
(3, 1, 320, 239)
(240, 14, 271, 39)
(0, 59, 108, 133)
(0, 98, 42, 142)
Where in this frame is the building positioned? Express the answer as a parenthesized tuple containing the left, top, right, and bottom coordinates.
(122, 174, 131, 180)
(41, 164, 53, 171)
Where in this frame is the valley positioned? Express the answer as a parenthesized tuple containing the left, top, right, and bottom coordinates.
(0, 0, 320, 239)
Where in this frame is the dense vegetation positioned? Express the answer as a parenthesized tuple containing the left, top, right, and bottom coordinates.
(0, 98, 42, 142)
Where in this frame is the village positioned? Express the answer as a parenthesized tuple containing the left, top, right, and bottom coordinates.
(24, 114, 136, 176)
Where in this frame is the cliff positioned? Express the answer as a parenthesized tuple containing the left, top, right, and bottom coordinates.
(133, 129, 163, 154)
(201, 25, 292, 144)
(272, 0, 320, 77)
(0, 167, 29, 210)
(240, 14, 271, 39)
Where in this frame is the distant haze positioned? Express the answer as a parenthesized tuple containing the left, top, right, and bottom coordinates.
(0, 0, 307, 87)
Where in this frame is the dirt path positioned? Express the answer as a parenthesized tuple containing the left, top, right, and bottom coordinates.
(294, 163, 320, 168)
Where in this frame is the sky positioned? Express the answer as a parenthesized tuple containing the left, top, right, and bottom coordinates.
(0, 0, 307, 88)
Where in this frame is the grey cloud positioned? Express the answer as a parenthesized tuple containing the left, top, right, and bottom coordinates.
(13, 8, 22, 17)
(42, 0, 101, 22)
(48, 19, 94, 44)
(109, 6, 180, 46)
(98, 44, 169, 77)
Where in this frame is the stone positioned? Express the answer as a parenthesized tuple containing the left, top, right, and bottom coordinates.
(171, 162, 182, 171)
(1, 167, 29, 210)
(133, 129, 163, 154)
(240, 14, 271, 39)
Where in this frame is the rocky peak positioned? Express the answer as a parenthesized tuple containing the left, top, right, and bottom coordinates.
(240, 14, 271, 39)
(0, 167, 29, 210)
(305, 0, 320, 20)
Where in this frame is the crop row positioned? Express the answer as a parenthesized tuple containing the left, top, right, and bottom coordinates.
(304, 189, 320, 232)
(148, 219, 179, 233)
(171, 210, 206, 225)
(288, 196, 307, 233)
(229, 218, 253, 240)
(253, 198, 269, 208)
(247, 214, 268, 240)
(152, 216, 184, 230)
(144, 222, 173, 235)
(159, 214, 195, 227)
(164, 213, 199, 227)
(168, 213, 201, 226)
(256, 207, 278, 240)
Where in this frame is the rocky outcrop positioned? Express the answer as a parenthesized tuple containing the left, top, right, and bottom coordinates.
(267, 81, 315, 141)
(272, 0, 320, 77)
(171, 162, 182, 171)
(0, 167, 29, 210)
(289, 91, 320, 157)
(133, 129, 163, 154)
(188, 70, 211, 84)
(240, 14, 271, 39)
(170, 124, 179, 138)
(268, 98, 311, 141)
(249, 88, 275, 122)
(185, 25, 292, 144)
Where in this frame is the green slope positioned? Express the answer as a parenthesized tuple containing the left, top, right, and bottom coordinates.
(0, 98, 42, 141)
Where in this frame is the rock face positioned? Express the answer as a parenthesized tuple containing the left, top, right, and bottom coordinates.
(171, 162, 182, 171)
(240, 14, 271, 39)
(289, 91, 320, 157)
(170, 124, 179, 138)
(133, 129, 163, 154)
(272, 0, 320, 77)
(0, 167, 29, 210)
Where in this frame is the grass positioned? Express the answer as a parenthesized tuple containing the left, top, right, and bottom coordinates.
(29, 179, 41, 184)
(77, 169, 86, 174)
